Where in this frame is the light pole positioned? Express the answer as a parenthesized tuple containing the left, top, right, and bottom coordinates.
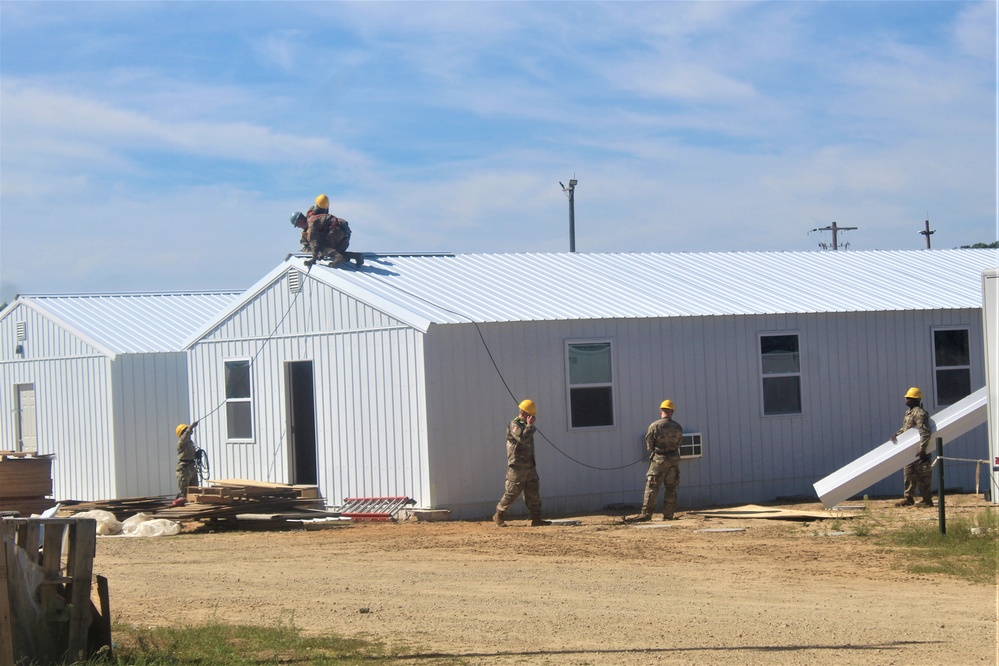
(920, 218, 935, 249)
(560, 178, 578, 252)
(810, 221, 857, 250)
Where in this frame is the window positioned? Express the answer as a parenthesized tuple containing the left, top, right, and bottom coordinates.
(225, 359, 253, 440)
(679, 433, 702, 459)
(760, 333, 802, 416)
(566, 341, 614, 428)
(933, 328, 971, 406)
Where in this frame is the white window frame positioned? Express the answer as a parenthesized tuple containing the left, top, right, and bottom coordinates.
(564, 339, 616, 430)
(224, 358, 254, 442)
(679, 432, 702, 459)
(759, 331, 803, 417)
(931, 326, 972, 408)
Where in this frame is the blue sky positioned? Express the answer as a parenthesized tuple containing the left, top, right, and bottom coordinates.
(1, 1, 996, 302)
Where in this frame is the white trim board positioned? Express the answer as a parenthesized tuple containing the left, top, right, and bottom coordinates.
(813, 387, 987, 508)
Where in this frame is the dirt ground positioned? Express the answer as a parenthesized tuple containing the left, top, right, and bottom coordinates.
(93, 494, 998, 665)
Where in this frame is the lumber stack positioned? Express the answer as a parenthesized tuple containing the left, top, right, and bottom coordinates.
(153, 479, 329, 523)
(59, 495, 176, 520)
(0, 451, 57, 516)
(59, 480, 333, 527)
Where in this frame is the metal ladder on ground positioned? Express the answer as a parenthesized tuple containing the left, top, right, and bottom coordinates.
(337, 496, 416, 521)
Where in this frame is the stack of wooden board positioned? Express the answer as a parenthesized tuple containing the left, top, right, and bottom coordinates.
(152, 479, 331, 523)
(0, 451, 57, 516)
(59, 495, 176, 520)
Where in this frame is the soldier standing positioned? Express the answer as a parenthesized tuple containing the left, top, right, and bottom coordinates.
(890, 387, 934, 507)
(628, 399, 684, 522)
(493, 399, 550, 527)
(176, 422, 199, 499)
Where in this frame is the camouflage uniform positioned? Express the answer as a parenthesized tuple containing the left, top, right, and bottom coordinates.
(495, 415, 544, 520)
(641, 416, 684, 519)
(896, 404, 933, 504)
(176, 427, 199, 498)
(305, 205, 351, 264)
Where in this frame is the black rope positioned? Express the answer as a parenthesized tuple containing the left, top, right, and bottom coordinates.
(359, 266, 647, 471)
(195, 448, 211, 482)
(191, 272, 305, 425)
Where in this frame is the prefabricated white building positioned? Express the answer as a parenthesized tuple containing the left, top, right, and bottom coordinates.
(184, 249, 997, 519)
(0, 291, 240, 501)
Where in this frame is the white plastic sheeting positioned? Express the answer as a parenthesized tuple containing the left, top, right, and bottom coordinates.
(813, 387, 988, 508)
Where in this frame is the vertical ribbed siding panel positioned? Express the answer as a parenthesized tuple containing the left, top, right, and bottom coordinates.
(112, 353, 188, 498)
(187, 269, 429, 508)
(425, 307, 989, 519)
(0, 304, 114, 501)
(18, 356, 113, 501)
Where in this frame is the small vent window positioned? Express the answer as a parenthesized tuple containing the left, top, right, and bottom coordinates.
(680, 433, 702, 459)
(288, 270, 302, 294)
(16, 322, 26, 340)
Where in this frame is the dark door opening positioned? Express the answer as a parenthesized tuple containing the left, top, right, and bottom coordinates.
(286, 361, 318, 486)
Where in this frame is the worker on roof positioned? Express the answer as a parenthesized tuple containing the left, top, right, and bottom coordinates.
(493, 399, 551, 527)
(627, 399, 684, 523)
(293, 193, 362, 268)
(890, 387, 934, 507)
(175, 421, 200, 499)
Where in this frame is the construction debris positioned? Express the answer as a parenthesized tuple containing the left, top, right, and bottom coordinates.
(337, 496, 416, 521)
(59, 479, 335, 527)
(686, 504, 856, 521)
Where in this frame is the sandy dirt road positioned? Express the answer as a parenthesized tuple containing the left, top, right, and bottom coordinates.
(93, 495, 997, 665)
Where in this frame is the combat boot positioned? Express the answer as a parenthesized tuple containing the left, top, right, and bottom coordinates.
(895, 497, 914, 507)
(919, 498, 934, 507)
(493, 511, 507, 527)
(662, 513, 675, 521)
(625, 513, 652, 524)
(329, 252, 346, 266)
(530, 516, 551, 527)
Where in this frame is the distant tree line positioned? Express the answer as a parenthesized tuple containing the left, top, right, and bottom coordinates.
(961, 241, 999, 249)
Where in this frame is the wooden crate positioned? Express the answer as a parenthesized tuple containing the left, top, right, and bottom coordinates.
(0, 452, 54, 500)
(0, 517, 103, 665)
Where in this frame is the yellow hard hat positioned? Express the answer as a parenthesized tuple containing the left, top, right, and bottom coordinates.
(659, 399, 675, 411)
(175, 424, 188, 438)
(518, 399, 537, 416)
(904, 387, 922, 400)
(315, 193, 329, 209)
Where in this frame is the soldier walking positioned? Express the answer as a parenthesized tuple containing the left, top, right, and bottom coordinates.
(890, 387, 934, 507)
(493, 399, 550, 527)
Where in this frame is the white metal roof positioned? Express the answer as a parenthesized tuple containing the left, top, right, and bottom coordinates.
(15, 291, 242, 354)
(298, 248, 999, 325)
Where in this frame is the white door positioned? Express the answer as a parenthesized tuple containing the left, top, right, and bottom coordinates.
(15, 383, 37, 452)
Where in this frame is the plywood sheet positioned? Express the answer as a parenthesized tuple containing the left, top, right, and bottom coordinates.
(687, 505, 852, 521)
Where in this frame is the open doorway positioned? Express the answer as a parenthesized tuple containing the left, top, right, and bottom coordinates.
(284, 361, 318, 485)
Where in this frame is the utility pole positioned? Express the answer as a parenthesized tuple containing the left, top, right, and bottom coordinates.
(810, 221, 858, 251)
(919, 218, 935, 249)
(560, 178, 578, 252)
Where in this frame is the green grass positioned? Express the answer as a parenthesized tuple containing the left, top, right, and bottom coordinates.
(74, 622, 466, 665)
(882, 507, 999, 584)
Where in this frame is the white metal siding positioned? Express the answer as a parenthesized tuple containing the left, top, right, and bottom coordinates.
(0, 303, 116, 501)
(111, 353, 191, 497)
(424, 309, 988, 519)
(187, 269, 431, 506)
